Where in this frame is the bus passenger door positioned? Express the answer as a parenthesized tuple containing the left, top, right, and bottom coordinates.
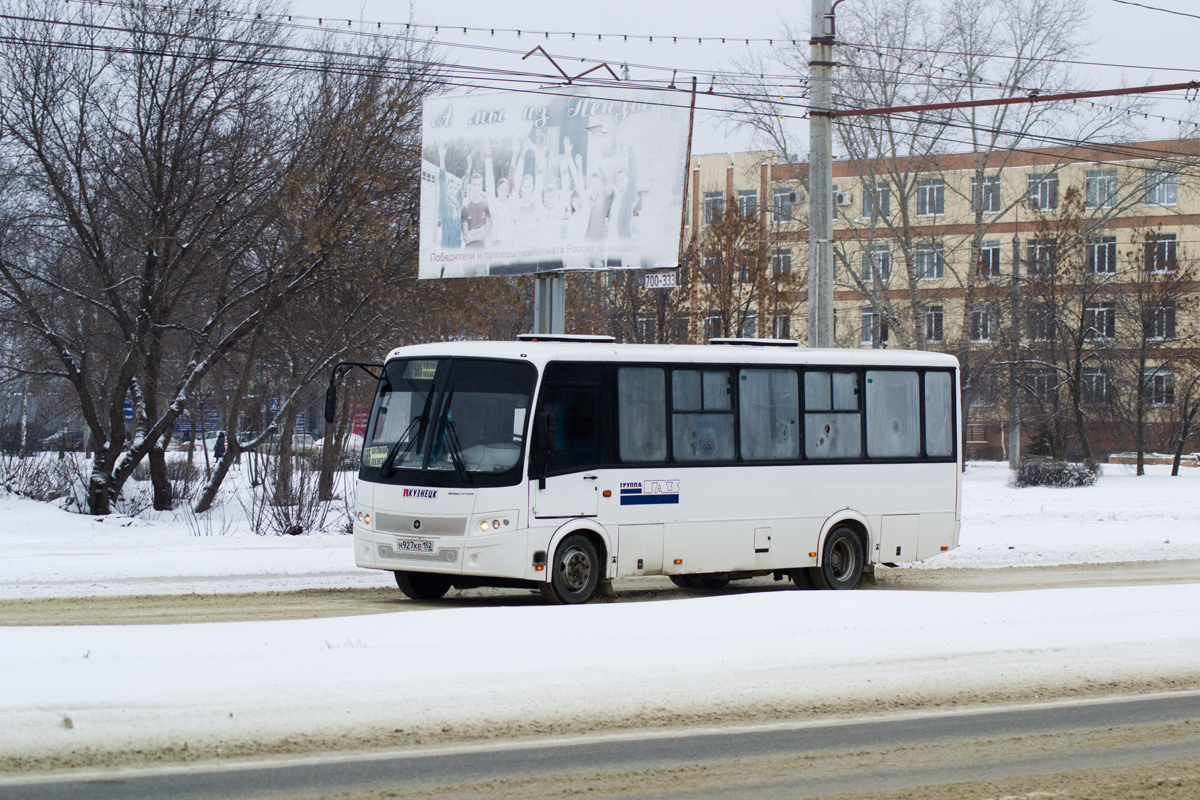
(532, 384, 601, 519)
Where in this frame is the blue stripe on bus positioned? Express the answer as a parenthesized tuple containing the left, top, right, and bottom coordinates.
(620, 495, 680, 505)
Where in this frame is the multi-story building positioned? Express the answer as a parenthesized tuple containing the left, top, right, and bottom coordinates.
(680, 139, 1200, 460)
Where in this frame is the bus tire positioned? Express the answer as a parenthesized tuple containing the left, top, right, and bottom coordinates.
(669, 575, 694, 589)
(788, 568, 815, 590)
(394, 570, 452, 600)
(810, 526, 864, 590)
(540, 533, 601, 604)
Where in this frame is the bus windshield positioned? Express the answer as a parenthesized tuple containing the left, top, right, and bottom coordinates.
(362, 358, 535, 483)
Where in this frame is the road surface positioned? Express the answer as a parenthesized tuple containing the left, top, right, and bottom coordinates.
(2, 693, 1198, 799)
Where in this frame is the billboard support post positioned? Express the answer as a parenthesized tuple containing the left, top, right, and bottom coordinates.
(534, 274, 566, 334)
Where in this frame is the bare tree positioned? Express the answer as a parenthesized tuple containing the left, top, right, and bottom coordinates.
(1110, 230, 1198, 474)
(687, 193, 805, 342)
(0, 1, 439, 514)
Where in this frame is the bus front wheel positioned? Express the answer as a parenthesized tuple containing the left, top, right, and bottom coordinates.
(394, 570, 452, 600)
(810, 527, 864, 590)
(541, 533, 601, 604)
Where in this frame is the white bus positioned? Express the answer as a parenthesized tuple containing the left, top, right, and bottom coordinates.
(341, 336, 961, 604)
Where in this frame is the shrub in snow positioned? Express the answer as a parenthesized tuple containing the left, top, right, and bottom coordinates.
(0, 452, 80, 503)
(1010, 459, 1100, 488)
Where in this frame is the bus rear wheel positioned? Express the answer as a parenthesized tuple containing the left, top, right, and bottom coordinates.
(810, 527, 864, 590)
(541, 533, 601, 604)
(394, 570, 452, 600)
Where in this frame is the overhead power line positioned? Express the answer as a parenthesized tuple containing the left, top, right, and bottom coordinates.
(1110, 0, 1200, 22)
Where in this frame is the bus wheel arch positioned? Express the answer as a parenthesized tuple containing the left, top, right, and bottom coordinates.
(545, 521, 612, 578)
(541, 528, 607, 604)
(811, 515, 870, 590)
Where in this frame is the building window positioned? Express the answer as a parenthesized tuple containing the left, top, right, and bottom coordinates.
(860, 307, 888, 346)
(772, 187, 794, 221)
(1083, 301, 1115, 340)
(702, 254, 722, 286)
(773, 313, 791, 339)
(1030, 370, 1057, 403)
(1028, 172, 1058, 211)
(703, 191, 724, 225)
(1085, 168, 1118, 209)
(970, 371, 999, 408)
(924, 305, 944, 344)
(971, 175, 1001, 213)
(703, 311, 723, 341)
(740, 311, 757, 339)
(915, 242, 944, 280)
(1145, 367, 1175, 407)
(1027, 239, 1058, 276)
(1087, 237, 1117, 275)
(862, 245, 890, 282)
(863, 183, 890, 218)
(979, 240, 1002, 278)
(1027, 306, 1054, 342)
(738, 189, 757, 218)
(1144, 233, 1176, 273)
(917, 179, 944, 216)
(635, 314, 656, 343)
(1149, 300, 1176, 341)
(772, 248, 792, 276)
(1082, 368, 1112, 407)
(1145, 169, 1177, 206)
(971, 307, 995, 343)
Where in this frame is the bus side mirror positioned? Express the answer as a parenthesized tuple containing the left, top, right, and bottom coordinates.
(533, 409, 555, 489)
(324, 382, 337, 425)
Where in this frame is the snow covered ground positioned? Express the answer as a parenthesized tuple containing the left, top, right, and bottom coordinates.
(2, 461, 1199, 768)
(2, 460, 1198, 600)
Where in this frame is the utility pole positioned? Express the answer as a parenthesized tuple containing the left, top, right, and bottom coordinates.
(807, 0, 837, 348)
(1008, 234, 1022, 468)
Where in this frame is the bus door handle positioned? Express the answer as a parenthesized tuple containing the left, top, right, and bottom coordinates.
(582, 474, 599, 480)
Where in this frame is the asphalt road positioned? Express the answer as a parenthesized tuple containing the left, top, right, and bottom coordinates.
(3, 692, 1199, 800)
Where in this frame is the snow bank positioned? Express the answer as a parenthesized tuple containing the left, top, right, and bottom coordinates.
(2, 584, 1199, 762)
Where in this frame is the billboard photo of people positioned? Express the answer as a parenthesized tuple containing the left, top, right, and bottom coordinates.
(419, 88, 689, 279)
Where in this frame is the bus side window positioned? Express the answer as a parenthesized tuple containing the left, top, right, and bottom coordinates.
(804, 371, 862, 459)
(618, 367, 667, 462)
(924, 371, 955, 457)
(865, 370, 920, 458)
(539, 385, 600, 474)
(672, 369, 734, 461)
(739, 369, 799, 460)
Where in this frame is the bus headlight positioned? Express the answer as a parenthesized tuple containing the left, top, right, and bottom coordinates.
(479, 520, 489, 531)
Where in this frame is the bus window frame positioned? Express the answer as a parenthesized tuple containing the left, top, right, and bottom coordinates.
(536, 360, 958, 475)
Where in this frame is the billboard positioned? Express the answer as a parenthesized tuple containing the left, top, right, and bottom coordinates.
(419, 88, 689, 279)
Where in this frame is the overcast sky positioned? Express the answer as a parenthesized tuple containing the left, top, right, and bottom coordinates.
(293, 0, 1200, 154)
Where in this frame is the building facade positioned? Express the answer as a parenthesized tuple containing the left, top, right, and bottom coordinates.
(678, 139, 1200, 460)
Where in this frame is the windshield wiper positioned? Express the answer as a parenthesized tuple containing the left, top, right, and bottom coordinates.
(378, 388, 434, 478)
(433, 388, 472, 484)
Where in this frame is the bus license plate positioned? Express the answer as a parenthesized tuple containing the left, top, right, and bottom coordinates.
(395, 538, 435, 554)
